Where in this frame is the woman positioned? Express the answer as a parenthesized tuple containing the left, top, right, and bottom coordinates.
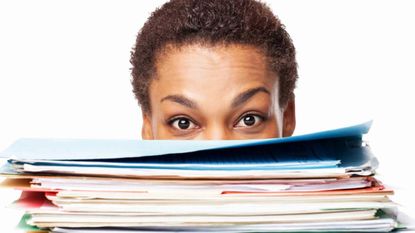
(131, 0, 297, 140)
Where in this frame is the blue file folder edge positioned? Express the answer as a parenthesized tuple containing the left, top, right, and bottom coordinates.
(0, 121, 372, 163)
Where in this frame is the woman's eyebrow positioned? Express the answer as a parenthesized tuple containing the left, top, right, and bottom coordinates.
(160, 87, 270, 109)
(160, 95, 199, 109)
(231, 87, 271, 108)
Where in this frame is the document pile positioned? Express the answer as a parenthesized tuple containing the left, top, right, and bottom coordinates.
(0, 122, 404, 232)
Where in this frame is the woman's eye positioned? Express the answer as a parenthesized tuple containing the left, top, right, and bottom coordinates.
(170, 117, 198, 130)
(235, 114, 264, 128)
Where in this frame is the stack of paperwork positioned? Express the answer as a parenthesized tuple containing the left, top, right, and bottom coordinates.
(0, 122, 405, 232)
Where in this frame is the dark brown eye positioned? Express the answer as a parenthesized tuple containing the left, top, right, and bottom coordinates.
(177, 118, 190, 129)
(235, 114, 264, 128)
(170, 117, 197, 130)
(243, 115, 256, 126)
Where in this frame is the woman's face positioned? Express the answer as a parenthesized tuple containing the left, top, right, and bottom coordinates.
(142, 44, 295, 140)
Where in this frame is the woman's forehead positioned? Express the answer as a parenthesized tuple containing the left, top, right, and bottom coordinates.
(154, 44, 277, 87)
(149, 44, 279, 112)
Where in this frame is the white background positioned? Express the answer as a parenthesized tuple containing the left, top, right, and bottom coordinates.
(1, 0, 415, 231)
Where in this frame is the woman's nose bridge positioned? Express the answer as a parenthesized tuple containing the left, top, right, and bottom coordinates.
(202, 123, 231, 140)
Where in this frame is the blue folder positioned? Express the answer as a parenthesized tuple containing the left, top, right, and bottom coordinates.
(0, 121, 375, 170)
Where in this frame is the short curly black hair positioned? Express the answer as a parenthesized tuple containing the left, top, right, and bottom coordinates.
(131, 0, 298, 114)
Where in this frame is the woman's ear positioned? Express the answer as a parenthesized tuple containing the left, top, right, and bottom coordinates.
(282, 96, 296, 137)
(141, 112, 154, 140)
